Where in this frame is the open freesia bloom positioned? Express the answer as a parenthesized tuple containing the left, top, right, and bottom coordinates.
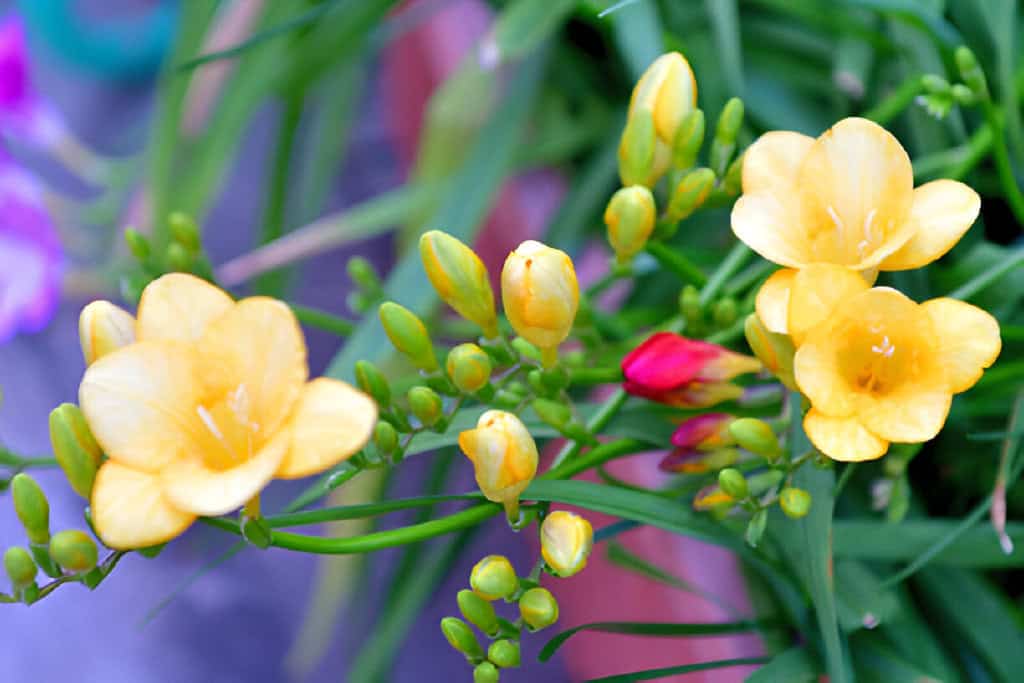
(79, 273, 377, 549)
(731, 117, 981, 334)
(789, 266, 1000, 461)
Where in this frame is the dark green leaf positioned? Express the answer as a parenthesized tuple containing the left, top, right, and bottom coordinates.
(744, 648, 817, 683)
(587, 657, 770, 682)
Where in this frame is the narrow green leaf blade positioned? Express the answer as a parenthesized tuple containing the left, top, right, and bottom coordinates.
(540, 621, 770, 662)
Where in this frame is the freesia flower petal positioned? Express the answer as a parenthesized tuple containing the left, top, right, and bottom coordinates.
(276, 378, 378, 479)
(79, 341, 199, 472)
(742, 131, 815, 197)
(797, 117, 914, 268)
(161, 429, 290, 516)
(755, 268, 795, 334)
(731, 192, 809, 268)
(857, 383, 951, 444)
(804, 410, 888, 462)
(787, 264, 869, 345)
(136, 273, 233, 343)
(921, 298, 1001, 393)
(621, 332, 721, 390)
(880, 180, 981, 270)
(198, 297, 308, 440)
(793, 324, 858, 418)
(91, 461, 195, 550)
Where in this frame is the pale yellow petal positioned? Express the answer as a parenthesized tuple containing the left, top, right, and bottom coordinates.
(742, 131, 815, 196)
(921, 298, 1002, 393)
(160, 429, 290, 516)
(136, 273, 234, 343)
(198, 297, 308, 441)
(91, 461, 195, 550)
(797, 117, 915, 268)
(731, 192, 810, 268)
(793, 323, 858, 418)
(79, 341, 200, 472)
(788, 264, 870, 346)
(857, 383, 951, 444)
(755, 269, 795, 334)
(880, 180, 981, 270)
(276, 378, 378, 479)
(804, 410, 888, 462)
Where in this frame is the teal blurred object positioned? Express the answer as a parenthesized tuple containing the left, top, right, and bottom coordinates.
(15, 0, 176, 80)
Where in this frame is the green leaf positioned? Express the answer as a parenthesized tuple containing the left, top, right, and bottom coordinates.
(586, 657, 770, 682)
(833, 520, 1024, 568)
(850, 632, 947, 683)
(491, 0, 578, 63)
(744, 648, 817, 683)
(607, 0, 664, 79)
(833, 560, 900, 632)
(703, 0, 745, 96)
(539, 620, 770, 662)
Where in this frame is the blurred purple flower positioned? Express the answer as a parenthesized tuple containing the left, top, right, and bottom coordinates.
(0, 144, 62, 341)
(0, 14, 66, 148)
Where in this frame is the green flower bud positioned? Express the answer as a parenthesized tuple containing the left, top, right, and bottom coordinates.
(491, 390, 521, 410)
(48, 530, 98, 573)
(746, 469, 785, 497)
(921, 74, 950, 95)
(728, 418, 781, 460)
(510, 336, 542, 363)
(666, 167, 715, 222)
(447, 343, 493, 394)
(519, 587, 559, 630)
(671, 108, 705, 169)
(470, 555, 518, 601)
(712, 298, 737, 328)
(715, 97, 745, 146)
(123, 228, 151, 261)
(420, 231, 498, 338)
(49, 403, 102, 499)
(718, 468, 749, 500)
(723, 153, 744, 196)
(458, 589, 499, 636)
(166, 242, 193, 272)
(373, 421, 399, 455)
(3, 547, 37, 589)
(408, 386, 443, 427)
(488, 639, 520, 669)
(441, 616, 484, 660)
(378, 302, 438, 372)
(618, 110, 657, 187)
(679, 284, 702, 323)
(168, 212, 201, 252)
(745, 509, 767, 548)
(779, 487, 812, 519)
(346, 256, 381, 292)
(531, 398, 572, 431)
(950, 83, 975, 106)
(354, 360, 391, 406)
(12, 473, 50, 545)
(955, 46, 988, 98)
(474, 662, 500, 683)
(605, 186, 656, 264)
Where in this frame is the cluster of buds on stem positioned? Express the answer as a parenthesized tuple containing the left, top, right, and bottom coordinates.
(120, 213, 214, 302)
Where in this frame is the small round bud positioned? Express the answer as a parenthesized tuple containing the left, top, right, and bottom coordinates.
(373, 421, 399, 455)
(679, 284, 702, 323)
(488, 639, 520, 669)
(420, 231, 498, 338)
(519, 587, 559, 630)
(921, 74, 950, 95)
(541, 511, 593, 578)
(779, 487, 812, 519)
(407, 386, 443, 427)
(12, 473, 50, 545)
(378, 302, 438, 372)
(501, 241, 579, 361)
(346, 256, 381, 292)
(79, 300, 136, 366)
(440, 617, 484, 660)
(671, 108, 705, 169)
(718, 468, 749, 500)
(510, 336, 542, 363)
(354, 360, 391, 406)
(950, 83, 975, 106)
(49, 403, 102, 499)
(474, 662, 500, 683)
(728, 418, 781, 460)
(3, 547, 37, 589)
(166, 242, 193, 273)
(712, 298, 737, 328)
(531, 398, 572, 431)
(666, 167, 715, 222)
(48, 530, 98, 573)
(955, 46, 988, 97)
(123, 228, 151, 261)
(605, 185, 656, 264)
(458, 589, 499, 636)
(447, 343, 492, 394)
(469, 555, 518, 601)
(716, 97, 744, 144)
(168, 212, 201, 252)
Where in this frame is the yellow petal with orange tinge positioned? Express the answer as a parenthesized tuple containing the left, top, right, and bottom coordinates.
(198, 297, 308, 440)
(921, 298, 1001, 393)
(160, 429, 290, 516)
(136, 273, 233, 343)
(793, 326, 858, 418)
(755, 269, 795, 334)
(857, 384, 951, 444)
(742, 131, 815, 197)
(79, 341, 199, 472)
(731, 193, 809, 268)
(880, 180, 981, 270)
(804, 410, 888, 462)
(796, 117, 915, 268)
(91, 461, 195, 550)
(787, 264, 870, 346)
(276, 378, 378, 479)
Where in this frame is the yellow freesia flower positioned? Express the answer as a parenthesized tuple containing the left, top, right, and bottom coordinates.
(79, 273, 377, 550)
(458, 409, 538, 519)
(788, 266, 1000, 461)
(731, 117, 981, 335)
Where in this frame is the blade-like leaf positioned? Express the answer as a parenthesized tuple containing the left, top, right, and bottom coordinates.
(744, 648, 817, 683)
(587, 657, 770, 682)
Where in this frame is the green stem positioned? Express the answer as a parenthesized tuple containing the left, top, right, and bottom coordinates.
(948, 248, 1024, 301)
(699, 243, 751, 307)
(546, 438, 647, 480)
(862, 75, 923, 125)
(568, 366, 624, 386)
(644, 242, 708, 287)
(981, 102, 1024, 226)
(0, 448, 58, 469)
(288, 303, 356, 337)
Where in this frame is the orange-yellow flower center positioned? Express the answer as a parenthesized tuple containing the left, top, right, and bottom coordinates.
(834, 316, 927, 397)
(193, 384, 263, 471)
